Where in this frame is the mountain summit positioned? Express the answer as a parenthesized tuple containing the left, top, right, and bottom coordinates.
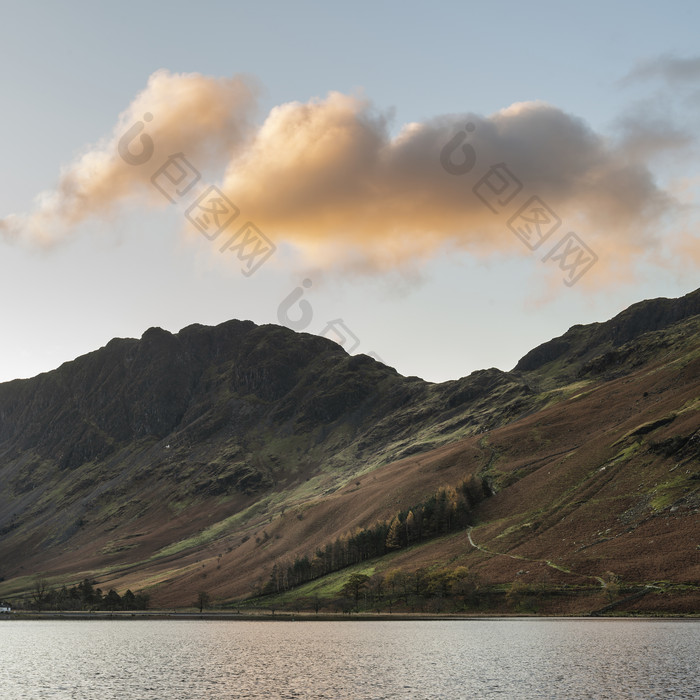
(0, 288, 698, 614)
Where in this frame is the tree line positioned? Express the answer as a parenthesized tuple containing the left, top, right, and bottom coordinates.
(265, 565, 486, 614)
(24, 577, 150, 611)
(263, 474, 490, 595)
(340, 566, 484, 611)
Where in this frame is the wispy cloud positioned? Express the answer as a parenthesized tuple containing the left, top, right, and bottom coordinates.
(621, 54, 700, 85)
(0, 70, 257, 246)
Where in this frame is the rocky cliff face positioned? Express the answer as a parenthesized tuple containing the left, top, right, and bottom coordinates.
(0, 318, 537, 478)
(514, 287, 700, 375)
(0, 315, 537, 574)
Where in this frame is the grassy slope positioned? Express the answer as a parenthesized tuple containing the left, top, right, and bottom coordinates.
(0, 316, 698, 615)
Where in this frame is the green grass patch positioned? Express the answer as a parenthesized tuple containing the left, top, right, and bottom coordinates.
(650, 475, 694, 511)
(261, 563, 381, 606)
(150, 498, 270, 559)
(608, 441, 641, 463)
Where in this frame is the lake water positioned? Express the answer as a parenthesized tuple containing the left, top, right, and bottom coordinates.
(0, 619, 698, 699)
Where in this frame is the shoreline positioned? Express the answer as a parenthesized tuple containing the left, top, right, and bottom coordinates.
(2, 611, 699, 622)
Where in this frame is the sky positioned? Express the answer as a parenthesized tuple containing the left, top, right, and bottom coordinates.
(0, 0, 698, 384)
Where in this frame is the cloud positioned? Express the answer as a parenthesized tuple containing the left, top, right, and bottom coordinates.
(222, 94, 680, 280)
(1, 70, 257, 246)
(622, 54, 700, 85)
(1, 70, 692, 286)
(612, 113, 693, 162)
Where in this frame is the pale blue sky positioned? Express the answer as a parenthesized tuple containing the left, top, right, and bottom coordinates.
(0, 1, 698, 383)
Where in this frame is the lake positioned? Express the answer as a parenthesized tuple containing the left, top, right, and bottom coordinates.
(0, 618, 698, 699)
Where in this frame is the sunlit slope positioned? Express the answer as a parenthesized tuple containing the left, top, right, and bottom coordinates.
(0, 289, 697, 612)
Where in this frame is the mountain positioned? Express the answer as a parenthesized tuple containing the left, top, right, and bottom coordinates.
(0, 288, 698, 615)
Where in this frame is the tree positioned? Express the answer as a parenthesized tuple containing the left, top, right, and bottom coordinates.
(385, 570, 402, 599)
(55, 585, 70, 611)
(506, 581, 534, 611)
(341, 573, 370, 608)
(77, 578, 99, 608)
(385, 517, 402, 550)
(603, 571, 620, 604)
(311, 554, 325, 579)
(196, 591, 211, 613)
(122, 590, 137, 610)
(426, 568, 456, 599)
(31, 578, 48, 610)
(453, 568, 481, 607)
(413, 568, 428, 598)
(104, 589, 123, 611)
(405, 511, 416, 544)
(368, 573, 385, 605)
(134, 592, 150, 610)
(401, 571, 414, 606)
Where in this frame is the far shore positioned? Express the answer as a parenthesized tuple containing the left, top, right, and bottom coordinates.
(2, 611, 698, 622)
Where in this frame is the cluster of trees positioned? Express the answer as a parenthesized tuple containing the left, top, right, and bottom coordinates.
(278, 566, 484, 614)
(281, 570, 588, 615)
(263, 475, 489, 595)
(342, 567, 483, 610)
(26, 578, 150, 611)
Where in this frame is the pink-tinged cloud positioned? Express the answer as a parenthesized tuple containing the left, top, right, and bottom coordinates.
(1, 71, 692, 286)
(0, 70, 257, 246)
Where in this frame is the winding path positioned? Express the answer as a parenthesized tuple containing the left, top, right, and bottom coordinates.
(466, 526, 606, 587)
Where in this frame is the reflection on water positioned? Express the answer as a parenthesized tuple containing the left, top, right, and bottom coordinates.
(0, 619, 698, 699)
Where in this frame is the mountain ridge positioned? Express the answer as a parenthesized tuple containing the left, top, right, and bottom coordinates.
(514, 287, 700, 374)
(0, 287, 698, 614)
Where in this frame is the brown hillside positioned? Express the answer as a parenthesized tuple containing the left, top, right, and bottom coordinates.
(0, 291, 697, 615)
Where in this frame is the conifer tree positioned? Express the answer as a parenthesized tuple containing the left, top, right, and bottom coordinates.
(385, 516, 402, 549)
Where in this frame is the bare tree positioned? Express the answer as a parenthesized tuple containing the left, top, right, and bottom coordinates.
(196, 591, 211, 613)
(31, 578, 48, 610)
